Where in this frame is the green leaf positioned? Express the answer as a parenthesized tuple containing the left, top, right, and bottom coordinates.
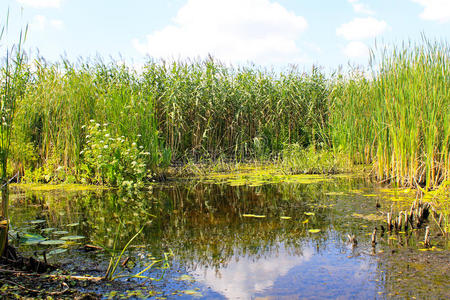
(40, 239, 67, 245)
(48, 248, 67, 255)
(19, 233, 46, 245)
(182, 290, 202, 297)
(65, 223, 79, 227)
(177, 274, 194, 282)
(242, 214, 266, 218)
(29, 219, 46, 224)
(41, 227, 57, 232)
(53, 230, 69, 235)
(60, 235, 85, 241)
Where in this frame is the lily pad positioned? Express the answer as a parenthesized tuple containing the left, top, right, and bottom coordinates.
(29, 219, 46, 224)
(177, 274, 194, 282)
(60, 235, 85, 241)
(325, 192, 345, 196)
(53, 231, 69, 235)
(182, 290, 202, 297)
(41, 227, 57, 233)
(19, 233, 46, 245)
(242, 214, 266, 218)
(40, 239, 67, 245)
(48, 248, 68, 255)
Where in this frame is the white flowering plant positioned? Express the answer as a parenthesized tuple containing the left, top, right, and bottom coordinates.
(79, 120, 149, 189)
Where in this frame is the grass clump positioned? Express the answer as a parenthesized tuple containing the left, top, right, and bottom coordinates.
(281, 144, 351, 175)
(330, 39, 450, 189)
(12, 60, 171, 186)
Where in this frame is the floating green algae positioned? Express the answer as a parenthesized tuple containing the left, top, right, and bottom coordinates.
(201, 166, 330, 186)
(11, 183, 109, 192)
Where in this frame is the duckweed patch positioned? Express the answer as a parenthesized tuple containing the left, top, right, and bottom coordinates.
(200, 165, 330, 186)
(11, 183, 108, 192)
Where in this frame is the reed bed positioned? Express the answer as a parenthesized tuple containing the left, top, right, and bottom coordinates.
(330, 40, 450, 189)
(144, 59, 329, 159)
(3, 37, 449, 189)
(8, 57, 329, 183)
(11, 59, 167, 182)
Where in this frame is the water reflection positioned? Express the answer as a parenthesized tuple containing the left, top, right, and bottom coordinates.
(192, 244, 314, 299)
(8, 178, 449, 299)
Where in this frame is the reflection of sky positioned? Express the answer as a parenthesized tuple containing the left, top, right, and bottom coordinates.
(191, 245, 314, 299)
(190, 238, 379, 300)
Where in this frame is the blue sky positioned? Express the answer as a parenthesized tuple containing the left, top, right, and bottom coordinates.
(1, 0, 449, 71)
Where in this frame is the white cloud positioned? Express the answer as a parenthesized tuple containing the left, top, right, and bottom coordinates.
(49, 19, 64, 30)
(342, 41, 370, 58)
(348, 0, 375, 15)
(412, 0, 450, 23)
(31, 15, 64, 31)
(31, 15, 47, 31)
(16, 0, 62, 8)
(132, 0, 309, 65)
(336, 17, 389, 40)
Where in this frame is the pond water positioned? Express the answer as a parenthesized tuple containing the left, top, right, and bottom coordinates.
(8, 175, 450, 299)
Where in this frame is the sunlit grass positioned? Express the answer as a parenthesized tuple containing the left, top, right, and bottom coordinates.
(330, 39, 450, 189)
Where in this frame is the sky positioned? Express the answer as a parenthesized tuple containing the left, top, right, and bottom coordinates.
(1, 0, 449, 72)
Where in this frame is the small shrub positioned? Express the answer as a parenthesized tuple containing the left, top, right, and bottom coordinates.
(80, 120, 150, 189)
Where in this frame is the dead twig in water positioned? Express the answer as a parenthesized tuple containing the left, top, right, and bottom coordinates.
(0, 268, 103, 282)
(2, 279, 69, 295)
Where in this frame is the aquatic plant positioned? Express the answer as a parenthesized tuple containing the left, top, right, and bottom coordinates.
(12, 58, 170, 183)
(281, 144, 351, 174)
(330, 39, 450, 189)
(145, 60, 329, 160)
(79, 120, 154, 189)
(0, 13, 28, 256)
(10, 58, 328, 181)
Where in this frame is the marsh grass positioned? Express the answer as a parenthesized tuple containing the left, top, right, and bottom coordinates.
(9, 57, 329, 183)
(0, 13, 28, 255)
(281, 144, 352, 175)
(2, 36, 449, 190)
(330, 40, 450, 189)
(12, 59, 170, 184)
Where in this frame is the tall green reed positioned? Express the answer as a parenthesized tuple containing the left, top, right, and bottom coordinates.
(143, 59, 329, 160)
(14, 58, 169, 183)
(11, 56, 329, 183)
(330, 40, 450, 189)
(0, 13, 28, 256)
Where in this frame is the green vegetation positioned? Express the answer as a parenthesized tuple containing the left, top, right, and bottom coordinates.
(0, 14, 28, 256)
(281, 144, 351, 174)
(330, 40, 449, 189)
(1, 32, 448, 190)
(12, 59, 170, 188)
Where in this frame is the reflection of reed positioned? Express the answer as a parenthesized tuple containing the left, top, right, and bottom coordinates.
(10, 177, 372, 271)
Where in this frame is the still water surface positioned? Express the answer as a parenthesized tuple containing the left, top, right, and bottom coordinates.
(9, 177, 449, 299)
